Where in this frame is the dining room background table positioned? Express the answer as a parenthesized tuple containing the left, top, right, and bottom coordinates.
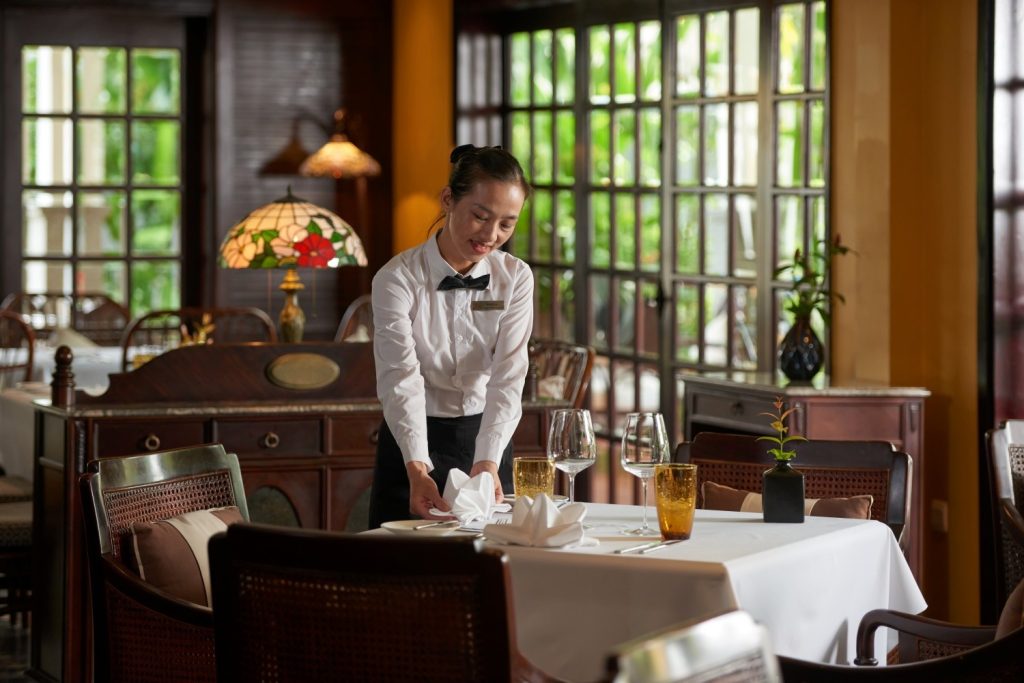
(368, 502, 925, 682)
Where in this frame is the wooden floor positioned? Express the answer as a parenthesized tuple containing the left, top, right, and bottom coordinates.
(0, 618, 29, 682)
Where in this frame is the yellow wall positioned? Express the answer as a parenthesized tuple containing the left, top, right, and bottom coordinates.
(833, 0, 978, 622)
(392, 0, 453, 254)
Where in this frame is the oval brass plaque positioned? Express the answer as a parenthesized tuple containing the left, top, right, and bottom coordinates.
(265, 353, 341, 390)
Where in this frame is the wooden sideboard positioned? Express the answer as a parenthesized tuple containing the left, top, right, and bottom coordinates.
(682, 372, 930, 579)
(30, 342, 563, 683)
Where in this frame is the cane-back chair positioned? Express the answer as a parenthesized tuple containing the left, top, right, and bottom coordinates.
(334, 294, 373, 341)
(987, 422, 1024, 609)
(0, 291, 129, 346)
(80, 444, 249, 683)
(680, 433, 911, 547)
(210, 523, 562, 683)
(528, 338, 595, 408)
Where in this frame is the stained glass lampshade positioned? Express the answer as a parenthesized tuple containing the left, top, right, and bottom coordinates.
(299, 134, 381, 179)
(219, 188, 367, 342)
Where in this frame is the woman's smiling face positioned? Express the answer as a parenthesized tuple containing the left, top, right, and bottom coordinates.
(437, 179, 526, 273)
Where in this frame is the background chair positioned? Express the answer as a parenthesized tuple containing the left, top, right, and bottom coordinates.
(986, 423, 1024, 609)
(679, 433, 911, 548)
(778, 578, 1024, 682)
(528, 338, 595, 408)
(604, 610, 781, 683)
(80, 444, 250, 683)
(0, 309, 34, 391)
(334, 293, 373, 341)
(0, 291, 129, 346)
(120, 306, 277, 371)
(210, 524, 561, 683)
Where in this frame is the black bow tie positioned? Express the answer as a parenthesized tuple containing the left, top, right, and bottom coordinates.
(438, 274, 490, 291)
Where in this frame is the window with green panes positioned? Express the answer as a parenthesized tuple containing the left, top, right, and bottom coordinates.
(457, 0, 829, 503)
(20, 44, 183, 316)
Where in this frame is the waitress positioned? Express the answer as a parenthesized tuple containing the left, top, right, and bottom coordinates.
(368, 145, 533, 528)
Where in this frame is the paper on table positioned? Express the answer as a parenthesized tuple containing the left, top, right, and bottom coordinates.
(428, 469, 511, 524)
(484, 494, 598, 548)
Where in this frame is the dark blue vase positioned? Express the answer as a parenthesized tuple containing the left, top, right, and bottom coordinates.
(779, 315, 823, 382)
(762, 461, 805, 523)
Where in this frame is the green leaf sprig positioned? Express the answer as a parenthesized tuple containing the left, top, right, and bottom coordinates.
(774, 235, 853, 325)
(757, 396, 806, 462)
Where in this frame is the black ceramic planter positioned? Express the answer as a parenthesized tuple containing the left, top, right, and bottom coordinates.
(763, 461, 805, 523)
(779, 316, 823, 382)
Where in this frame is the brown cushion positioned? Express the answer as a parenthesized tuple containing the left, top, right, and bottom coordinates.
(702, 481, 874, 520)
(129, 506, 242, 607)
(996, 578, 1024, 639)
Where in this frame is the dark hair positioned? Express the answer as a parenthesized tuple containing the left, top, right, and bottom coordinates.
(447, 144, 532, 202)
(428, 145, 531, 234)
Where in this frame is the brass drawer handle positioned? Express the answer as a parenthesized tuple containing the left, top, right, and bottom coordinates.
(369, 428, 380, 445)
(143, 434, 161, 452)
(262, 432, 281, 449)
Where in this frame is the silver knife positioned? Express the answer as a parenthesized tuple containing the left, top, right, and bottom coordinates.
(638, 539, 683, 554)
(614, 540, 663, 554)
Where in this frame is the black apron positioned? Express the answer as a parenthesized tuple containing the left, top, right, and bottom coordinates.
(367, 414, 514, 528)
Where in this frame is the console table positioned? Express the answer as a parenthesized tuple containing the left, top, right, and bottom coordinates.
(682, 372, 929, 579)
(30, 342, 562, 683)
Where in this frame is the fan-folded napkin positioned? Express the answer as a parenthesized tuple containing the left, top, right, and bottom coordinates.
(484, 494, 597, 547)
(428, 469, 511, 523)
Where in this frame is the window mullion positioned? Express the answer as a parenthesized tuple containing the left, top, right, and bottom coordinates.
(756, 0, 776, 374)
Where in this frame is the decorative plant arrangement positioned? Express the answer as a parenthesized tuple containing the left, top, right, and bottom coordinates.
(775, 235, 852, 381)
(757, 397, 807, 462)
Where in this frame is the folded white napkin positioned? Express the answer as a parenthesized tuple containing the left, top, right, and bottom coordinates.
(538, 375, 567, 400)
(428, 469, 511, 524)
(483, 494, 597, 548)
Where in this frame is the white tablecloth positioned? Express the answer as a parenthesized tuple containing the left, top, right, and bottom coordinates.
(0, 387, 48, 481)
(371, 503, 925, 681)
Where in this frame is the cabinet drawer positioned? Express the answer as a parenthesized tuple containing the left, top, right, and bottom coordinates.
(328, 415, 381, 455)
(213, 418, 322, 456)
(690, 391, 777, 430)
(94, 420, 207, 457)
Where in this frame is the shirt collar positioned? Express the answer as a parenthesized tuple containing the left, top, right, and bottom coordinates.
(425, 230, 492, 284)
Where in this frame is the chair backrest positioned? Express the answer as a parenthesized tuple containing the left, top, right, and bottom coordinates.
(0, 310, 35, 390)
(987, 424, 1024, 608)
(210, 524, 518, 683)
(334, 294, 373, 341)
(79, 444, 249, 683)
(529, 338, 595, 408)
(606, 610, 782, 683)
(0, 291, 129, 345)
(120, 306, 277, 371)
(681, 432, 910, 542)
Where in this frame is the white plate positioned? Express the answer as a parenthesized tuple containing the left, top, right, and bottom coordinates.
(381, 520, 459, 536)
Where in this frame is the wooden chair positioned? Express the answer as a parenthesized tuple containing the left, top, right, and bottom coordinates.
(209, 523, 562, 683)
(80, 444, 250, 683)
(679, 433, 911, 548)
(0, 291, 129, 346)
(0, 309, 35, 391)
(528, 338, 595, 408)
(333, 294, 373, 341)
(986, 423, 1024, 609)
(120, 306, 277, 371)
(604, 610, 782, 683)
(778, 578, 1024, 682)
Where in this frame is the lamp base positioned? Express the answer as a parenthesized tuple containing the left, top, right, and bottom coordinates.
(279, 268, 306, 342)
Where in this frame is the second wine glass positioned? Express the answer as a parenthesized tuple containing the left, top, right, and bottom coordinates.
(547, 409, 597, 503)
(620, 412, 669, 535)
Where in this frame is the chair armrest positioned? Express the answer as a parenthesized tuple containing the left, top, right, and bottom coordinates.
(512, 652, 569, 683)
(1000, 499, 1024, 547)
(101, 554, 212, 627)
(854, 609, 996, 666)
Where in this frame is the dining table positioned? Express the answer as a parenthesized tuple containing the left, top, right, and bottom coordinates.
(369, 503, 925, 682)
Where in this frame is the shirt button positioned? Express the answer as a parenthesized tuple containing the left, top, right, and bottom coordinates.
(455, 335, 463, 342)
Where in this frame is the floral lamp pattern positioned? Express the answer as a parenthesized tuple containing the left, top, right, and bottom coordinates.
(219, 189, 368, 270)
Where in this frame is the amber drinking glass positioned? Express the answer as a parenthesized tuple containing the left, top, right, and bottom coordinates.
(513, 457, 555, 499)
(654, 463, 698, 540)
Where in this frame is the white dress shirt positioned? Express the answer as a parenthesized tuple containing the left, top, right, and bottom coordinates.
(372, 232, 534, 471)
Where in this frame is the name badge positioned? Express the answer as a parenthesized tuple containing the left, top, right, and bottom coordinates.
(471, 300, 505, 311)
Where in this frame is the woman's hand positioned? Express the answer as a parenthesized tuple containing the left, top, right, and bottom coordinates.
(406, 462, 452, 520)
(469, 460, 504, 504)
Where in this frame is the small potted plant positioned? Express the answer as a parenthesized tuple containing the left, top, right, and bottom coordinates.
(759, 397, 806, 523)
(775, 234, 851, 382)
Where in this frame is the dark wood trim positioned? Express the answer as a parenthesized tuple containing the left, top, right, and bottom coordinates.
(182, 16, 209, 308)
(976, 0, 997, 624)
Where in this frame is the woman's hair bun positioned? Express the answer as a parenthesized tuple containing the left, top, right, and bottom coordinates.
(449, 143, 476, 164)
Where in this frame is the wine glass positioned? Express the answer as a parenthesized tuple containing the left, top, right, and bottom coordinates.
(547, 409, 597, 503)
(620, 412, 669, 535)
